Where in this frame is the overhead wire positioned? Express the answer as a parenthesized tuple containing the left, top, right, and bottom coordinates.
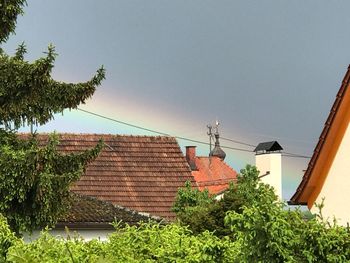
(77, 108, 254, 153)
(220, 136, 256, 148)
(76, 108, 310, 158)
(282, 153, 311, 159)
(221, 134, 311, 158)
(77, 108, 171, 136)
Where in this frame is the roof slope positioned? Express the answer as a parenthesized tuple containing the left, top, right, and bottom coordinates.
(21, 134, 195, 219)
(192, 156, 237, 194)
(57, 193, 161, 229)
(290, 65, 350, 206)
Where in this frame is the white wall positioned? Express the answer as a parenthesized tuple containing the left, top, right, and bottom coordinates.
(256, 153, 282, 200)
(312, 121, 350, 225)
(23, 229, 115, 243)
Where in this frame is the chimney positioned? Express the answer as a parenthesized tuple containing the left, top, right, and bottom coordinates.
(186, 146, 198, 171)
(254, 141, 283, 200)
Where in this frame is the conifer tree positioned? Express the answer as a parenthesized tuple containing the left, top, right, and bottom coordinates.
(0, 0, 105, 233)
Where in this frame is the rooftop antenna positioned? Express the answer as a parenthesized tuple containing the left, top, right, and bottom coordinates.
(214, 119, 219, 135)
(207, 120, 221, 154)
(207, 124, 213, 154)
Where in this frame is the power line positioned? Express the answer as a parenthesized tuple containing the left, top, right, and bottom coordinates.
(77, 108, 253, 153)
(222, 136, 311, 158)
(282, 153, 311, 159)
(76, 108, 310, 158)
(282, 155, 311, 159)
(220, 136, 256, 148)
(77, 108, 170, 136)
(221, 145, 254, 153)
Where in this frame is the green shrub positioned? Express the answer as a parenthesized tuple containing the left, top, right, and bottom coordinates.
(0, 214, 19, 262)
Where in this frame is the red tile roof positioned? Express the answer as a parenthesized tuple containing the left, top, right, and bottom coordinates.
(191, 156, 237, 194)
(20, 134, 195, 220)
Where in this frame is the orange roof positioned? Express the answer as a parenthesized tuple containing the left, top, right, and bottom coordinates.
(191, 156, 237, 195)
(20, 133, 195, 220)
(290, 65, 350, 207)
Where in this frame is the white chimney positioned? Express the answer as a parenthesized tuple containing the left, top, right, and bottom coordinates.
(254, 141, 283, 200)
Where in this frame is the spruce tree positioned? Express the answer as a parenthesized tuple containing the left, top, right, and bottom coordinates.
(0, 0, 105, 233)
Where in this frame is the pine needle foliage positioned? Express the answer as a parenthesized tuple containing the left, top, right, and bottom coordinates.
(0, 0, 105, 233)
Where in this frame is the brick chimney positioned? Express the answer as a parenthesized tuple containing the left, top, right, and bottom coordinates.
(185, 146, 198, 171)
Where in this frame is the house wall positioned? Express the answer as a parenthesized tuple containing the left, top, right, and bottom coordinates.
(312, 120, 350, 225)
(255, 153, 282, 200)
(23, 229, 115, 242)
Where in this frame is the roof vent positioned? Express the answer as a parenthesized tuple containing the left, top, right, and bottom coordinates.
(254, 141, 283, 155)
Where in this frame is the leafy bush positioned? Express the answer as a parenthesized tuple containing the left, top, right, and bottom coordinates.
(0, 214, 18, 262)
(7, 232, 107, 263)
(3, 164, 350, 262)
(6, 223, 238, 263)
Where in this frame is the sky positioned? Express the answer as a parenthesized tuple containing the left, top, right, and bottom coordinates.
(3, 0, 350, 200)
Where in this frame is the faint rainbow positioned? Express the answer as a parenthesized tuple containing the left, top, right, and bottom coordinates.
(30, 81, 305, 198)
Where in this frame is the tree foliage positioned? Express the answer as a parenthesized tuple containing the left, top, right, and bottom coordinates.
(0, 165, 350, 261)
(0, 0, 104, 128)
(0, 0, 105, 233)
(0, 43, 105, 128)
(0, 131, 103, 234)
(174, 164, 350, 262)
(224, 186, 350, 262)
(173, 165, 270, 236)
(0, 0, 26, 44)
(172, 181, 214, 214)
(0, 0, 105, 129)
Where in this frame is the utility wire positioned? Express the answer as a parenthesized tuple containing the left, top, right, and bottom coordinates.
(76, 108, 310, 157)
(222, 136, 311, 158)
(220, 136, 256, 148)
(77, 108, 170, 136)
(282, 153, 311, 159)
(282, 155, 310, 159)
(77, 108, 253, 153)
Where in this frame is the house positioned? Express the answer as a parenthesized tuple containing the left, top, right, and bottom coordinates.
(20, 132, 240, 240)
(184, 132, 238, 196)
(25, 193, 160, 241)
(24, 134, 196, 220)
(290, 65, 350, 224)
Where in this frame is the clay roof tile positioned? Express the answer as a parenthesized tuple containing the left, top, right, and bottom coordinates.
(19, 133, 195, 220)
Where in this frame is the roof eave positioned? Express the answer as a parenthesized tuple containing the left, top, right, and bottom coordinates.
(290, 65, 350, 205)
(54, 222, 115, 230)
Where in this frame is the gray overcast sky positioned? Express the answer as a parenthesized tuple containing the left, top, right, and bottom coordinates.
(4, 0, 350, 199)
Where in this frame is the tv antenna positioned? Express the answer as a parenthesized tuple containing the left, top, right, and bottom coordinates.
(207, 119, 220, 155)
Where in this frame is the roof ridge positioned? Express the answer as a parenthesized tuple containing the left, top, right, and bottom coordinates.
(18, 132, 174, 139)
(197, 177, 237, 183)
